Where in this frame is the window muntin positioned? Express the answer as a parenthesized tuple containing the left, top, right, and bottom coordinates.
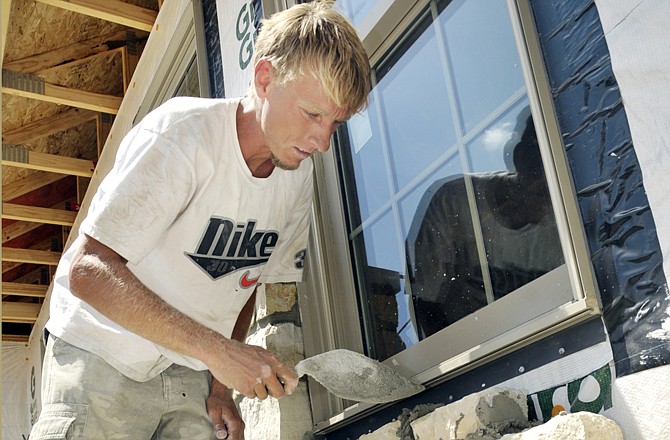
(336, 0, 566, 362)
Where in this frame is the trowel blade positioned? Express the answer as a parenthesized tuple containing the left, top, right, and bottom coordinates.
(295, 349, 424, 404)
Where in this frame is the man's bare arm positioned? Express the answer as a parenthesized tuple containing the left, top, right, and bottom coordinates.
(69, 234, 297, 398)
(207, 288, 263, 439)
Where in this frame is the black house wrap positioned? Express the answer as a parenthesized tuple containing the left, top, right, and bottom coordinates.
(530, 0, 670, 377)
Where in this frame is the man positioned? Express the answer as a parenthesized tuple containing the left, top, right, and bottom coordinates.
(30, 2, 370, 439)
(406, 107, 563, 339)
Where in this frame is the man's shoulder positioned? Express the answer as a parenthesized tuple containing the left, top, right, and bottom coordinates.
(139, 97, 239, 133)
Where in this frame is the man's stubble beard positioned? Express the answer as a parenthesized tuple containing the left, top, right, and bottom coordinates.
(271, 153, 300, 171)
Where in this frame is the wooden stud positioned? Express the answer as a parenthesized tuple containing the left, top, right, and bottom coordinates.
(2, 302, 43, 323)
(1, 0, 11, 64)
(2, 30, 139, 73)
(2, 150, 95, 177)
(2, 222, 44, 244)
(2, 282, 48, 298)
(2, 108, 97, 145)
(2, 82, 122, 114)
(96, 113, 114, 157)
(2, 203, 78, 227)
(2, 173, 67, 202)
(35, 0, 157, 32)
(2, 248, 61, 266)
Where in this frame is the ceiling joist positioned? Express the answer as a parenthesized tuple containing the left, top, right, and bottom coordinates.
(35, 0, 158, 32)
(41, 46, 127, 76)
(3, 148, 96, 177)
(11, 266, 52, 286)
(2, 81, 122, 114)
(3, 235, 63, 273)
(2, 302, 42, 323)
(2, 282, 48, 298)
(2, 30, 145, 74)
(2, 247, 62, 266)
(2, 173, 68, 202)
(2, 108, 98, 145)
(3, 221, 45, 244)
(2, 203, 78, 227)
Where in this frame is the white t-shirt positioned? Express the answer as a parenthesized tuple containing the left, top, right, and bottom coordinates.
(47, 97, 313, 382)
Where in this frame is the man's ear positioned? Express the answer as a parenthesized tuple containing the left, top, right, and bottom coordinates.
(254, 58, 273, 98)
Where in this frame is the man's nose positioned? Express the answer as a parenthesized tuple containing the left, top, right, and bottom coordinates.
(309, 123, 336, 153)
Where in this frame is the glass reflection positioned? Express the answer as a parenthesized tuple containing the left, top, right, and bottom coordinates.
(379, 17, 456, 191)
(343, 94, 392, 226)
(406, 107, 564, 339)
(337, 0, 565, 361)
(353, 212, 408, 360)
(441, 0, 525, 132)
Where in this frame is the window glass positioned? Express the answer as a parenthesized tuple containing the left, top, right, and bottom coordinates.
(352, 211, 409, 360)
(173, 55, 200, 98)
(398, 155, 462, 238)
(440, 0, 525, 132)
(341, 93, 392, 226)
(378, 16, 456, 191)
(336, 0, 565, 361)
(335, 0, 380, 27)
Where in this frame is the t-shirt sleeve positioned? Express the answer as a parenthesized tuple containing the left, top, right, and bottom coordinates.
(80, 127, 195, 265)
(259, 171, 314, 284)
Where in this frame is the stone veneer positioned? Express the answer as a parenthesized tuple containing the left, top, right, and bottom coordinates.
(237, 283, 315, 440)
(360, 388, 624, 440)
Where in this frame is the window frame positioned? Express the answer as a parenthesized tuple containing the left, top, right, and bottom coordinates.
(298, 0, 601, 431)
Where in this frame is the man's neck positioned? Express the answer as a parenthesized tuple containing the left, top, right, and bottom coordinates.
(236, 96, 275, 178)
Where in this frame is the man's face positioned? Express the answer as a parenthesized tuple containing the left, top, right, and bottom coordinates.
(256, 62, 350, 170)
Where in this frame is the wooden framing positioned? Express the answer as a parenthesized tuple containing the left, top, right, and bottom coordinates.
(1, 335, 30, 343)
(2, 282, 48, 298)
(121, 41, 140, 94)
(12, 267, 51, 285)
(96, 113, 114, 157)
(2, 222, 45, 244)
(2, 248, 61, 266)
(2, 203, 78, 227)
(1, 0, 11, 66)
(35, 0, 158, 32)
(2, 82, 122, 114)
(2, 108, 97, 146)
(37, 46, 126, 76)
(2, 30, 145, 73)
(2, 173, 67, 202)
(2, 150, 96, 177)
(2, 302, 42, 323)
(3, 236, 61, 274)
(1, 0, 162, 335)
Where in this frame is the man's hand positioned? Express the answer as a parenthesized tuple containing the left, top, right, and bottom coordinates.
(207, 380, 244, 440)
(206, 338, 299, 400)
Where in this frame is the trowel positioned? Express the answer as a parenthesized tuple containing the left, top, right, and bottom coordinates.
(295, 349, 424, 404)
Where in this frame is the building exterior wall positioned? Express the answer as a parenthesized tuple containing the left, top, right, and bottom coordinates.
(13, 1, 669, 439)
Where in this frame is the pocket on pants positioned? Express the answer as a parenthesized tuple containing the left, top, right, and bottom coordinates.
(30, 404, 88, 439)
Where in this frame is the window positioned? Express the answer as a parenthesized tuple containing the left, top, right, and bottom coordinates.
(340, 0, 567, 361)
(300, 0, 600, 428)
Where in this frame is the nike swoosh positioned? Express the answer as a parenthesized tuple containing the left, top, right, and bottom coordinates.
(240, 271, 260, 288)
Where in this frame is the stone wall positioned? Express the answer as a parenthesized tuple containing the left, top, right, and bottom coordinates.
(360, 388, 623, 440)
(238, 283, 314, 440)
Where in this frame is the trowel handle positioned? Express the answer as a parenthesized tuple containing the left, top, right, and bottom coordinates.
(294, 360, 308, 379)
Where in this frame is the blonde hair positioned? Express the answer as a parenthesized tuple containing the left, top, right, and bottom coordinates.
(250, 1, 371, 115)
